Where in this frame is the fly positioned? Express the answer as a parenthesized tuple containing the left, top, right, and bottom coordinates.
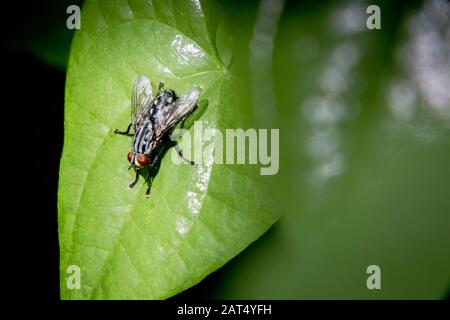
(113, 75, 201, 197)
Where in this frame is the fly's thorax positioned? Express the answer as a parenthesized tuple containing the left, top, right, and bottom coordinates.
(151, 90, 177, 113)
(157, 89, 177, 104)
(133, 119, 154, 155)
(150, 90, 178, 131)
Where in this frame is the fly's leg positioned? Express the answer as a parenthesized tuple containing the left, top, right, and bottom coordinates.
(145, 176, 153, 198)
(113, 123, 133, 136)
(145, 152, 163, 198)
(128, 170, 140, 189)
(174, 143, 196, 167)
(157, 81, 164, 93)
(169, 133, 197, 166)
(145, 157, 158, 198)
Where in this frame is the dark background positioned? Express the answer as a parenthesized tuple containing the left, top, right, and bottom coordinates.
(3, 50, 63, 301)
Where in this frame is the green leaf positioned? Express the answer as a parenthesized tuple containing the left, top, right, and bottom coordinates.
(58, 0, 278, 299)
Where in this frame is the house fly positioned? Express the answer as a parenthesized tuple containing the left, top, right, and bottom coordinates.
(113, 75, 201, 197)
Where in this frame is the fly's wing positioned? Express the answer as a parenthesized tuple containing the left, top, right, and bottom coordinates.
(131, 75, 153, 130)
(153, 88, 201, 138)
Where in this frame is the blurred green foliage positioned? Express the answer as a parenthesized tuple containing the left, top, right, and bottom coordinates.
(208, 0, 450, 299)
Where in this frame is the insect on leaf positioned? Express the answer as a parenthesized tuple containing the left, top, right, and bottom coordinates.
(58, 0, 279, 299)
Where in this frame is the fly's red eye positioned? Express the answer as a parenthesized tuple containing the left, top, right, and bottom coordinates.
(136, 154, 149, 166)
(127, 152, 133, 163)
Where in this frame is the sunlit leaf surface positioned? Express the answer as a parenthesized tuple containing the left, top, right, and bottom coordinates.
(58, 0, 278, 299)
